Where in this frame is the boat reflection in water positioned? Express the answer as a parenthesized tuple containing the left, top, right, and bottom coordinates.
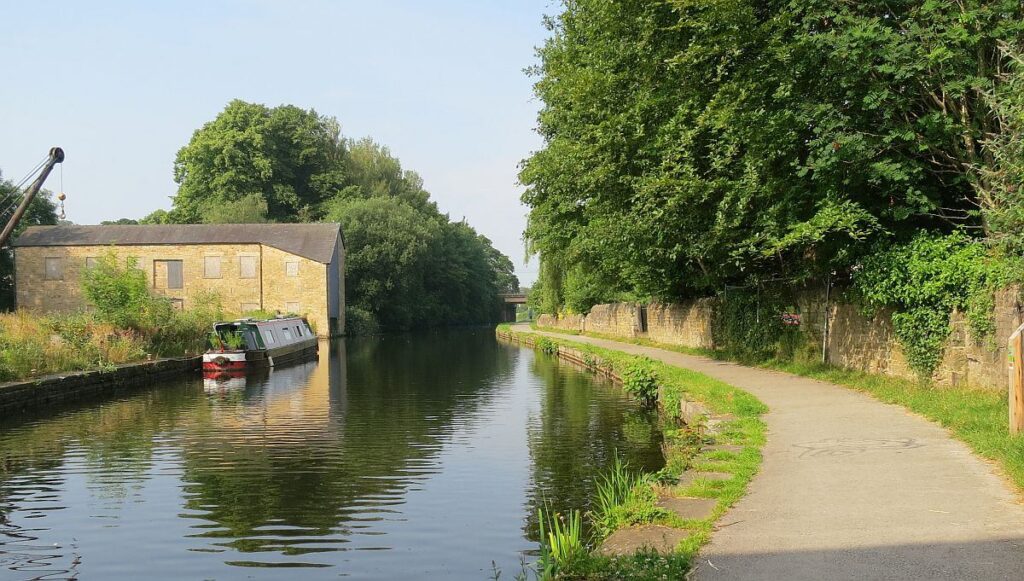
(202, 355, 321, 394)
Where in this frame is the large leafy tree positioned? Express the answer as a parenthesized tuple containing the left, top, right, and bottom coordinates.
(167, 100, 515, 330)
(172, 100, 346, 223)
(522, 0, 1024, 312)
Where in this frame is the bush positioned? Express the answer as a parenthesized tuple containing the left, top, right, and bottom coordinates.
(536, 336, 558, 355)
(81, 253, 156, 329)
(345, 306, 379, 336)
(622, 358, 658, 406)
(711, 290, 789, 362)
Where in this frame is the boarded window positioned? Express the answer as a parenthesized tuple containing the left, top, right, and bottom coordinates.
(285, 301, 300, 313)
(240, 302, 260, 313)
(240, 255, 258, 279)
(155, 260, 184, 289)
(204, 256, 222, 278)
(285, 261, 299, 277)
(85, 257, 98, 269)
(44, 257, 63, 281)
(282, 328, 293, 341)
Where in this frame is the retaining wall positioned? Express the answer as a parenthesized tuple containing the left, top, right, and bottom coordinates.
(0, 357, 201, 415)
(536, 287, 1022, 390)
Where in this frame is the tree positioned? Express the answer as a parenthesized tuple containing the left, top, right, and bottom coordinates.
(172, 100, 346, 223)
(0, 171, 58, 310)
(324, 196, 439, 330)
(168, 99, 519, 331)
(521, 0, 1024, 312)
(202, 193, 270, 224)
(139, 209, 171, 224)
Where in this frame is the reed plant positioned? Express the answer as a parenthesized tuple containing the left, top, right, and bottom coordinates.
(536, 506, 586, 579)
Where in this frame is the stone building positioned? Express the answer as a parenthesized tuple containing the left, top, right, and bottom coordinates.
(12, 223, 345, 337)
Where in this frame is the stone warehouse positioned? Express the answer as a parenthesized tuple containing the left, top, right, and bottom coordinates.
(12, 223, 345, 337)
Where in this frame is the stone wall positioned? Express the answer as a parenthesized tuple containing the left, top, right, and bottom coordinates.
(537, 287, 1023, 391)
(536, 313, 585, 332)
(0, 356, 200, 415)
(586, 303, 641, 337)
(645, 300, 715, 350)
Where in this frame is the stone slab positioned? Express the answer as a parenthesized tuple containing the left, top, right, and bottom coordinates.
(680, 400, 711, 425)
(678, 471, 733, 488)
(703, 416, 735, 435)
(657, 496, 718, 521)
(702, 444, 744, 455)
(597, 525, 689, 557)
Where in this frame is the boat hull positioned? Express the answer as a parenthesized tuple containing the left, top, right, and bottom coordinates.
(202, 339, 319, 374)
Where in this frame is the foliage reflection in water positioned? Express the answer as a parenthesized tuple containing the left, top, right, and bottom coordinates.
(0, 329, 663, 580)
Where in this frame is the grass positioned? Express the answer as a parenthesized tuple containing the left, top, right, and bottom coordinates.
(496, 324, 767, 579)
(526, 323, 1024, 493)
(0, 304, 224, 383)
(0, 311, 147, 381)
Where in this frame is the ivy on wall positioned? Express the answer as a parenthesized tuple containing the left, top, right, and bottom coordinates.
(853, 232, 1012, 377)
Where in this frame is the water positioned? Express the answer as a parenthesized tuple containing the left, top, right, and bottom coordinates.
(0, 329, 663, 580)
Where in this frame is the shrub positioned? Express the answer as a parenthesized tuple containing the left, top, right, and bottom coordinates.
(711, 290, 789, 362)
(621, 358, 658, 406)
(345, 306, 379, 336)
(81, 252, 155, 329)
(536, 336, 558, 355)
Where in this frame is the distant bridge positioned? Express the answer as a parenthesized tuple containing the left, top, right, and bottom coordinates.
(499, 293, 529, 322)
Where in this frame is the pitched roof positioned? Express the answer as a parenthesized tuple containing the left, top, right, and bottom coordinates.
(13, 223, 343, 264)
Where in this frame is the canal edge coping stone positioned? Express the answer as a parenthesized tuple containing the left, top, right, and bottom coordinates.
(0, 356, 202, 415)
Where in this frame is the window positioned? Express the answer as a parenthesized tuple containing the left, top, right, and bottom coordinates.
(265, 330, 275, 344)
(285, 301, 300, 313)
(44, 257, 63, 280)
(295, 325, 302, 337)
(85, 257, 98, 269)
(155, 260, 184, 289)
(285, 261, 299, 277)
(239, 255, 258, 279)
(170, 299, 184, 310)
(282, 327, 293, 341)
(240, 302, 260, 313)
(204, 256, 222, 279)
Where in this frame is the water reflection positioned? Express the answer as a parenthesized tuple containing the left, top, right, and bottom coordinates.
(0, 330, 662, 579)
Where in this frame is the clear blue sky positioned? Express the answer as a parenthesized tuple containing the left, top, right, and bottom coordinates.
(0, 0, 554, 285)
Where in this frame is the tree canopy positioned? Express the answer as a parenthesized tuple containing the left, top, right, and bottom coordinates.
(522, 0, 1024, 313)
(167, 100, 517, 330)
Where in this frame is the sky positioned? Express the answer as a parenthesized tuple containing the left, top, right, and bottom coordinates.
(0, 0, 555, 285)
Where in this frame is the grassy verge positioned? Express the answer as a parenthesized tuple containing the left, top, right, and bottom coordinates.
(528, 323, 1024, 492)
(0, 307, 220, 383)
(496, 324, 767, 579)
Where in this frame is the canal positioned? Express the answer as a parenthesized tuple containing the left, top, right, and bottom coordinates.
(0, 329, 664, 580)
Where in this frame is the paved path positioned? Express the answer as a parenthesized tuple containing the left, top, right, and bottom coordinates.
(512, 325, 1024, 580)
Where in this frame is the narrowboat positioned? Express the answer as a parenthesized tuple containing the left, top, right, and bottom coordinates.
(202, 316, 318, 374)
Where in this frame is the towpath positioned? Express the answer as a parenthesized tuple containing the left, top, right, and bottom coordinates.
(511, 324, 1024, 580)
